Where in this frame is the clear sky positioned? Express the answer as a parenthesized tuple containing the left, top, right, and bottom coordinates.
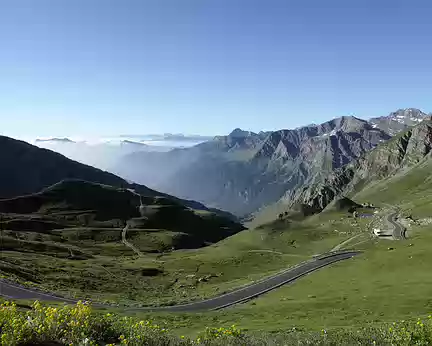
(1, 0, 432, 138)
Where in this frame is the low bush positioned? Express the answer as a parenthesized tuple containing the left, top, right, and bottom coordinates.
(1, 301, 432, 345)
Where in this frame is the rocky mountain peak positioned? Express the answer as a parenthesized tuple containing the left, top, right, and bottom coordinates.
(287, 119, 432, 212)
(330, 116, 370, 131)
(370, 108, 428, 135)
(228, 128, 255, 138)
(387, 108, 426, 122)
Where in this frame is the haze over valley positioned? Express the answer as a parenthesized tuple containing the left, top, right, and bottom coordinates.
(32, 134, 213, 171)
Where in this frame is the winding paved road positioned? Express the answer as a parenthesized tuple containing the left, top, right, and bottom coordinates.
(386, 211, 406, 240)
(0, 251, 359, 311)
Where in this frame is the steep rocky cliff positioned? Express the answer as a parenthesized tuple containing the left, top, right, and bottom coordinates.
(289, 117, 432, 211)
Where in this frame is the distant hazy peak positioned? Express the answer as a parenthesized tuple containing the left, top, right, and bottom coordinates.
(35, 137, 76, 143)
(119, 140, 149, 146)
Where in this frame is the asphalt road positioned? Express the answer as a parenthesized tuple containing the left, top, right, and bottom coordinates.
(0, 251, 359, 312)
(387, 212, 406, 240)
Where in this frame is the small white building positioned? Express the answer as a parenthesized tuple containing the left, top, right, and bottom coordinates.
(373, 228, 382, 236)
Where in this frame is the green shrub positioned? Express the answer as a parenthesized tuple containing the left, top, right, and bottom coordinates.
(1, 300, 432, 345)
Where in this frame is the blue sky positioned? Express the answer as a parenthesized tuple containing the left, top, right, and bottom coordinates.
(1, 0, 432, 138)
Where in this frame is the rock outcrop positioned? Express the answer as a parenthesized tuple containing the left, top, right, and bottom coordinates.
(289, 118, 432, 211)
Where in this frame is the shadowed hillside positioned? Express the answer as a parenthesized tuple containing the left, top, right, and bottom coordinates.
(0, 135, 236, 218)
(0, 180, 245, 246)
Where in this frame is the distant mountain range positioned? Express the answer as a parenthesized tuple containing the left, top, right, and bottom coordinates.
(32, 134, 214, 172)
(121, 133, 215, 143)
(114, 108, 429, 217)
(33, 138, 153, 173)
(25, 108, 430, 219)
(35, 133, 214, 147)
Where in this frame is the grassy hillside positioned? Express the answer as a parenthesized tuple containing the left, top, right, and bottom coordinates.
(154, 222, 432, 335)
(5, 199, 432, 340)
(0, 180, 248, 305)
(353, 159, 432, 218)
(0, 192, 370, 308)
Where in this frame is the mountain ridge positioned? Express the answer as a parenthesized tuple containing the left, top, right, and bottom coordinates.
(285, 116, 432, 212)
(25, 108, 429, 218)
(115, 110, 416, 216)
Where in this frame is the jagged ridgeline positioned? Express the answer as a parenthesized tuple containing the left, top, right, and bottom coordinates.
(115, 108, 428, 217)
(289, 116, 432, 211)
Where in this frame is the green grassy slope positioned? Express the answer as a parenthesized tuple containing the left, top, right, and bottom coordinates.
(114, 156, 432, 335)
(353, 159, 432, 218)
(127, 223, 431, 337)
(0, 197, 368, 307)
(0, 180, 247, 305)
